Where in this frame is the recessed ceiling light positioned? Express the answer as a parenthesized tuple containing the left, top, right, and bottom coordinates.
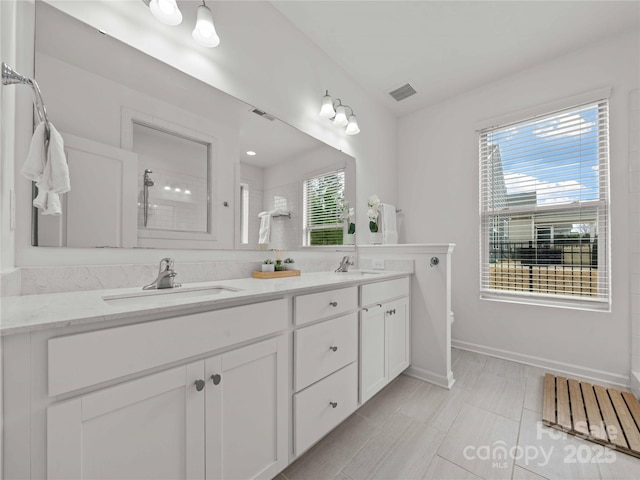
(246, 151, 256, 156)
(175, 187, 181, 192)
(164, 186, 171, 191)
(185, 189, 192, 195)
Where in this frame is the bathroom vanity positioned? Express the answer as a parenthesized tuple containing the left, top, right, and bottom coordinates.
(2, 271, 411, 479)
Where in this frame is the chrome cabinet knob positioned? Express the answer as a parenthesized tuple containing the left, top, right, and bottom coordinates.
(329, 346, 338, 352)
(195, 379, 205, 392)
(211, 374, 221, 385)
(329, 301, 338, 307)
(329, 402, 338, 408)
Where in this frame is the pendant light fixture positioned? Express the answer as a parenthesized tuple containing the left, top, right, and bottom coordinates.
(142, 0, 221, 47)
(318, 90, 361, 135)
(149, 0, 182, 26)
(192, 1, 220, 48)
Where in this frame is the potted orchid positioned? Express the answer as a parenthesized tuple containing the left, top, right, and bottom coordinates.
(367, 195, 382, 244)
(336, 195, 356, 245)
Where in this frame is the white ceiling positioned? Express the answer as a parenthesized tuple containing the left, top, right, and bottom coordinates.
(272, 0, 640, 116)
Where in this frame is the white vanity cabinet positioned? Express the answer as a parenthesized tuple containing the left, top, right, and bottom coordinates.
(45, 300, 289, 480)
(359, 277, 411, 404)
(48, 361, 207, 480)
(292, 287, 359, 456)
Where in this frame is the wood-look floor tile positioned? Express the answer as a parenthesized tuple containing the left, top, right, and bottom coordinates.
(597, 446, 640, 479)
(342, 412, 444, 480)
(512, 465, 550, 479)
(523, 371, 546, 414)
(437, 404, 519, 480)
(356, 374, 423, 427)
(516, 408, 600, 480)
(424, 455, 482, 479)
(451, 350, 487, 389)
(482, 356, 525, 384)
(468, 371, 526, 421)
(398, 382, 468, 432)
(283, 413, 378, 480)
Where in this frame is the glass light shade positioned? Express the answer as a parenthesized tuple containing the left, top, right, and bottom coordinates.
(149, 0, 182, 26)
(192, 5, 220, 47)
(345, 114, 360, 135)
(333, 105, 348, 127)
(319, 92, 335, 118)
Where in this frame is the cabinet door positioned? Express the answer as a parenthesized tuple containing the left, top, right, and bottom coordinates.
(386, 297, 410, 380)
(359, 305, 387, 404)
(205, 336, 288, 480)
(47, 362, 205, 480)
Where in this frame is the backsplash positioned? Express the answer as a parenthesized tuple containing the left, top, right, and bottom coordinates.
(2, 250, 416, 296)
(13, 256, 348, 295)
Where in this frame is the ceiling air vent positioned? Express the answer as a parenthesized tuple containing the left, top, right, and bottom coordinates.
(251, 108, 276, 121)
(388, 83, 417, 102)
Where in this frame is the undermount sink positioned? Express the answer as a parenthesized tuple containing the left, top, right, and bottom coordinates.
(103, 285, 242, 307)
(335, 270, 382, 276)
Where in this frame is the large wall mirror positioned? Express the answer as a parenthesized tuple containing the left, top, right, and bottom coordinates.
(33, 1, 355, 251)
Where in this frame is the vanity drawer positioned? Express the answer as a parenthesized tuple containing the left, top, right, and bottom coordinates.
(294, 286, 357, 326)
(48, 299, 288, 396)
(361, 277, 410, 307)
(294, 313, 358, 391)
(293, 362, 358, 456)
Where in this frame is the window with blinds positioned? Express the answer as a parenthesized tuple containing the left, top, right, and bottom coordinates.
(303, 170, 345, 246)
(479, 100, 610, 307)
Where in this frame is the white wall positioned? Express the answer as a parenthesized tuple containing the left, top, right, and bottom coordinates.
(6, 0, 397, 267)
(630, 89, 640, 395)
(398, 30, 639, 383)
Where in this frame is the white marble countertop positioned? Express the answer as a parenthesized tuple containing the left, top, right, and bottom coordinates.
(0, 270, 409, 336)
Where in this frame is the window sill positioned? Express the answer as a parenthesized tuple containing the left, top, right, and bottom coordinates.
(480, 290, 611, 313)
(298, 245, 357, 252)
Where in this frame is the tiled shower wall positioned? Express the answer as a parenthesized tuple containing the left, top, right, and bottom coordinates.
(630, 89, 640, 383)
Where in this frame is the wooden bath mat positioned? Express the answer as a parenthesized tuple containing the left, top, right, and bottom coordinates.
(542, 373, 640, 458)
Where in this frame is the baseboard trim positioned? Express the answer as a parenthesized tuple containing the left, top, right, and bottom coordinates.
(452, 339, 630, 388)
(632, 371, 640, 398)
(404, 365, 455, 390)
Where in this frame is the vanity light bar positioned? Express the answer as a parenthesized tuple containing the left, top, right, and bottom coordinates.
(318, 90, 360, 135)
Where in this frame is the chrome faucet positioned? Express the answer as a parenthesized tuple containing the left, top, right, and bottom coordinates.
(143, 258, 182, 290)
(335, 255, 355, 273)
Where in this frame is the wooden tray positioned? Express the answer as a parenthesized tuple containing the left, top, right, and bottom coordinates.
(252, 270, 301, 279)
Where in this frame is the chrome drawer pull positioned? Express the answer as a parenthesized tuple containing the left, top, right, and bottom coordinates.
(329, 301, 338, 307)
(195, 379, 205, 392)
(329, 346, 338, 352)
(329, 402, 338, 408)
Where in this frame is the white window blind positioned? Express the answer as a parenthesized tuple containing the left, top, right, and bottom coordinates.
(479, 100, 610, 306)
(303, 170, 345, 246)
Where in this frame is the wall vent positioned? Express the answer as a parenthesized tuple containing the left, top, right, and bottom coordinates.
(251, 108, 276, 121)
(388, 83, 417, 102)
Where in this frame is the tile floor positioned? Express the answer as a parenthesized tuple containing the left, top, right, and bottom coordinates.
(279, 349, 640, 480)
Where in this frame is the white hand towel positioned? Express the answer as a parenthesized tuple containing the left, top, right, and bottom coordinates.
(258, 211, 271, 244)
(381, 203, 398, 244)
(21, 121, 47, 182)
(37, 123, 70, 194)
(32, 188, 62, 216)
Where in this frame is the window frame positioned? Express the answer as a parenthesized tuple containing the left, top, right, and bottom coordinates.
(478, 96, 611, 310)
(302, 169, 346, 247)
